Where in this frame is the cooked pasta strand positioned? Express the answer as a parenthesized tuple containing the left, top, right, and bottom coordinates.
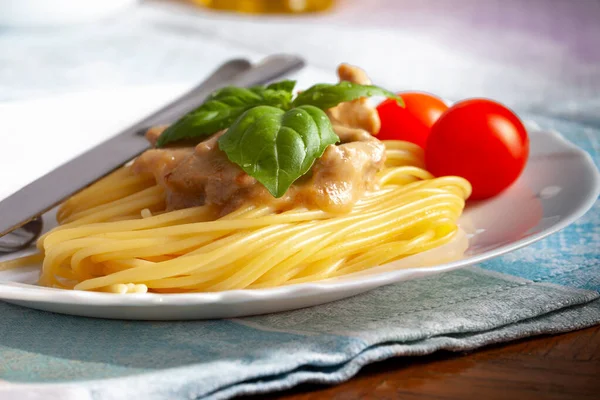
(1, 141, 471, 292)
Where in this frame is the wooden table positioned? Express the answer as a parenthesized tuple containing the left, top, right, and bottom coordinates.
(246, 325, 600, 399)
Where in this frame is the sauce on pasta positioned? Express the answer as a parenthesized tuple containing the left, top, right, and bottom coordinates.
(1, 64, 472, 294)
(134, 65, 386, 215)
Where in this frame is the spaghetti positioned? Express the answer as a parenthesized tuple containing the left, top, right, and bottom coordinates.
(10, 140, 471, 293)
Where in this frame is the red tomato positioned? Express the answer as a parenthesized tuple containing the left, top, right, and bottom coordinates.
(376, 92, 448, 148)
(426, 99, 529, 200)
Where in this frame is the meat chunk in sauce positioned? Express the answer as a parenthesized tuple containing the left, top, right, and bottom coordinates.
(133, 64, 386, 215)
(327, 64, 381, 135)
(338, 63, 372, 85)
(307, 139, 385, 213)
(134, 131, 258, 212)
(162, 131, 259, 211)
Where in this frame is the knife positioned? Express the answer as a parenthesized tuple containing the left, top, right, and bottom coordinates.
(0, 54, 306, 239)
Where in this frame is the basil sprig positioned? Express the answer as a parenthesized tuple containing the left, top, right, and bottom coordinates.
(156, 84, 295, 147)
(218, 105, 338, 198)
(155, 77, 401, 198)
(292, 81, 403, 110)
(156, 80, 400, 147)
(264, 79, 296, 93)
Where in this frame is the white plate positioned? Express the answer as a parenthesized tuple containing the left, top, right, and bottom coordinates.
(0, 86, 598, 320)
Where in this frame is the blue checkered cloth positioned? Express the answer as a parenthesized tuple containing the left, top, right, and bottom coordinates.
(0, 115, 598, 399)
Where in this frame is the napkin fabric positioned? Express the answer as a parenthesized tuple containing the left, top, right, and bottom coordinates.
(0, 115, 598, 400)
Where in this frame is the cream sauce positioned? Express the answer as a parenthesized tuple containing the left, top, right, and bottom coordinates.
(133, 64, 386, 215)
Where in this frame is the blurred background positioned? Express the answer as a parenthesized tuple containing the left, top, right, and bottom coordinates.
(1, 0, 599, 126)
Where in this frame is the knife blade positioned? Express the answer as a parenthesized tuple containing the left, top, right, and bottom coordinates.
(0, 54, 305, 238)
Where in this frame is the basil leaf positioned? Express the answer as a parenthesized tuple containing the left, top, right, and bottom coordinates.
(253, 80, 296, 109)
(259, 89, 293, 109)
(292, 81, 404, 110)
(208, 86, 263, 102)
(218, 105, 339, 198)
(156, 86, 292, 148)
(267, 80, 296, 93)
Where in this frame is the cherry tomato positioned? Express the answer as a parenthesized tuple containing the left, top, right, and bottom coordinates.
(425, 99, 529, 200)
(376, 91, 448, 148)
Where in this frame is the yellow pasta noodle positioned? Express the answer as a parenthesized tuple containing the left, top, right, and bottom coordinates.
(3, 140, 471, 293)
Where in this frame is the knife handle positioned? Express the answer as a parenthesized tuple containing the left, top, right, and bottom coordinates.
(133, 58, 252, 131)
(133, 54, 306, 132)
